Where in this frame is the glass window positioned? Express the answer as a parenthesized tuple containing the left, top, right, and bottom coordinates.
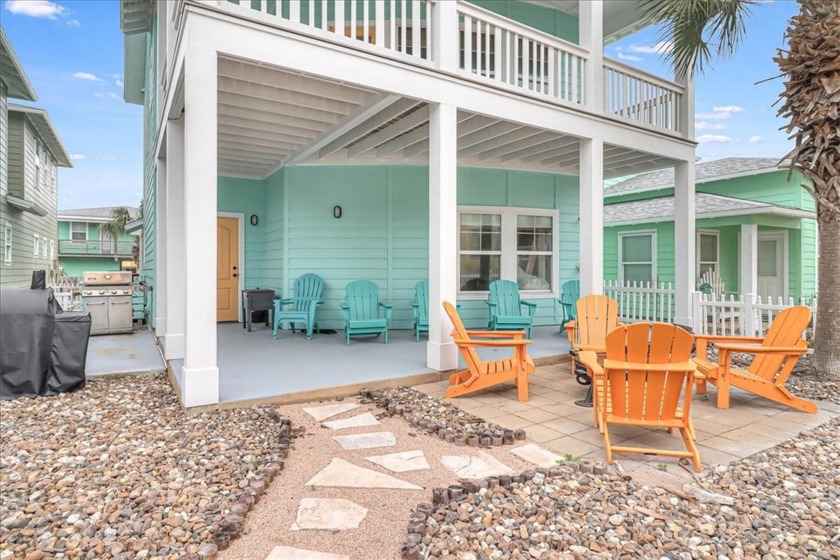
(758, 240, 778, 276)
(459, 208, 557, 293)
(697, 231, 719, 278)
(33, 234, 40, 257)
(50, 240, 55, 260)
(70, 222, 87, 241)
(619, 232, 655, 283)
(3, 224, 11, 264)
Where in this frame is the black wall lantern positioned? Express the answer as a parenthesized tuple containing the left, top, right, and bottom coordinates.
(250, 214, 259, 226)
(333, 206, 342, 219)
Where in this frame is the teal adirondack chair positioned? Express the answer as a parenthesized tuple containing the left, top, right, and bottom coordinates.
(410, 280, 430, 342)
(273, 273, 324, 340)
(558, 279, 581, 327)
(486, 280, 537, 338)
(340, 280, 393, 345)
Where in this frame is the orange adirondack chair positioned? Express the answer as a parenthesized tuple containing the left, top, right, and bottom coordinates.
(693, 306, 816, 413)
(442, 301, 535, 402)
(565, 295, 623, 384)
(579, 323, 701, 472)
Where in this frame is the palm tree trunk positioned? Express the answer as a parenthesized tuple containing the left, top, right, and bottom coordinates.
(814, 216, 840, 376)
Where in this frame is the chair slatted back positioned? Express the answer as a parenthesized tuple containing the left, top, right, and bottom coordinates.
(751, 306, 811, 382)
(489, 280, 521, 316)
(415, 280, 430, 321)
(293, 273, 324, 312)
(574, 295, 620, 348)
(560, 280, 581, 319)
(344, 280, 381, 320)
(604, 323, 694, 423)
(443, 301, 482, 372)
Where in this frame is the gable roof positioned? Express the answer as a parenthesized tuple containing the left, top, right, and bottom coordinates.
(605, 157, 785, 196)
(604, 193, 814, 226)
(0, 27, 37, 101)
(58, 206, 140, 222)
(8, 104, 72, 167)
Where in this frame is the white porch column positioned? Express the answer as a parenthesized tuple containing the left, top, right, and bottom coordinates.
(181, 45, 219, 407)
(578, 0, 603, 111)
(739, 223, 758, 295)
(674, 160, 696, 325)
(431, 0, 458, 72)
(164, 120, 185, 360)
(427, 102, 459, 371)
(579, 138, 604, 296)
(677, 70, 696, 140)
(154, 156, 168, 335)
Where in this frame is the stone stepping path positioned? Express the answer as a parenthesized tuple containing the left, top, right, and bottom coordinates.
(322, 412, 379, 430)
(364, 450, 430, 473)
(441, 450, 516, 479)
(511, 443, 564, 468)
(331, 431, 396, 450)
(306, 458, 423, 490)
(290, 498, 368, 531)
(265, 546, 350, 560)
(303, 402, 360, 422)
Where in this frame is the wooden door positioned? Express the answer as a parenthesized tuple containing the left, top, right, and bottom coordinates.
(217, 217, 239, 322)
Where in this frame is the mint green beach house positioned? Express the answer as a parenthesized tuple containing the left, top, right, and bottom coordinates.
(57, 207, 140, 278)
(121, 0, 702, 407)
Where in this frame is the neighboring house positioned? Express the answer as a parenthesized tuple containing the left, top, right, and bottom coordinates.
(121, 0, 699, 407)
(0, 28, 73, 288)
(57, 206, 140, 278)
(603, 158, 817, 301)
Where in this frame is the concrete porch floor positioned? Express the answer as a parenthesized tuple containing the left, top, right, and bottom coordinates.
(415, 363, 840, 475)
(216, 323, 571, 404)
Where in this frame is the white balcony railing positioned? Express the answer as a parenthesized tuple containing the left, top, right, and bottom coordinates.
(188, 0, 685, 135)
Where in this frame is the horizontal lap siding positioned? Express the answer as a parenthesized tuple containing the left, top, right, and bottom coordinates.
(391, 166, 429, 330)
(261, 169, 284, 290)
(218, 177, 266, 290)
(60, 257, 121, 278)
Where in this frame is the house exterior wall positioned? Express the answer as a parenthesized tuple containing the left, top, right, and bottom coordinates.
(57, 218, 137, 278)
(61, 257, 120, 277)
(472, 0, 578, 43)
(0, 82, 7, 197)
(218, 165, 580, 331)
(1, 112, 59, 287)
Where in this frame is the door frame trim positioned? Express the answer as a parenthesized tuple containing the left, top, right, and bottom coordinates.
(218, 212, 245, 322)
(757, 230, 788, 300)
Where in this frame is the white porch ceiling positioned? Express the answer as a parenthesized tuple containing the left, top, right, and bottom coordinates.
(216, 57, 676, 180)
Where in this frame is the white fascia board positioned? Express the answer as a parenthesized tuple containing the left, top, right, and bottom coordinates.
(181, 11, 696, 165)
(605, 206, 814, 227)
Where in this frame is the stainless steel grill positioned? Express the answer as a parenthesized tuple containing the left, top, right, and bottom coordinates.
(81, 271, 134, 335)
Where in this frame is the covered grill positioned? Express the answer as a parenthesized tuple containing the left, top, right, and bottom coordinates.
(82, 271, 134, 335)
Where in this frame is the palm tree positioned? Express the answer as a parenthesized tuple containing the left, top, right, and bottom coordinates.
(642, 0, 840, 376)
(99, 207, 133, 254)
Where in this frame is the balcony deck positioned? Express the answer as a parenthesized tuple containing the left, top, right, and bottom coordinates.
(59, 239, 135, 257)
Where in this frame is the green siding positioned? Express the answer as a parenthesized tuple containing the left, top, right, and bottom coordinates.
(471, 0, 579, 44)
(59, 257, 121, 278)
(261, 168, 284, 289)
(604, 223, 674, 284)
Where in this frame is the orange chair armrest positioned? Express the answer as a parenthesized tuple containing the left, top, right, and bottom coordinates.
(694, 334, 765, 344)
(716, 343, 808, 355)
(575, 343, 606, 353)
(603, 359, 696, 373)
(466, 330, 526, 338)
(455, 339, 532, 348)
(578, 351, 602, 375)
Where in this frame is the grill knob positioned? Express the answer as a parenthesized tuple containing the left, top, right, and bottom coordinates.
(111, 290, 117, 295)
(99, 290, 105, 295)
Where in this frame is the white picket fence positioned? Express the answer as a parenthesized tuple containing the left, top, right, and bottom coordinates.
(691, 292, 818, 339)
(50, 277, 82, 311)
(603, 280, 675, 323)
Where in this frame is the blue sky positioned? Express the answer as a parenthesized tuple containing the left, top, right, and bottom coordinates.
(3, 0, 798, 210)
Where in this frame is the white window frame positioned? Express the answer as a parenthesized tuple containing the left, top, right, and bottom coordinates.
(457, 206, 559, 299)
(618, 230, 657, 284)
(33, 234, 40, 257)
(696, 229, 720, 278)
(3, 223, 11, 264)
(70, 222, 87, 241)
(49, 239, 55, 260)
(35, 143, 44, 190)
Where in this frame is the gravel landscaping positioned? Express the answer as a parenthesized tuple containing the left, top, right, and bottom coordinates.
(0, 373, 287, 560)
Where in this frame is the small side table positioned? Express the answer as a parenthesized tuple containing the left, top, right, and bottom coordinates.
(242, 289, 277, 332)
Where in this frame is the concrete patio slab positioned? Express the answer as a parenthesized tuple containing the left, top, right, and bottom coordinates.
(303, 403, 360, 422)
(305, 458, 423, 490)
(510, 443, 564, 468)
(364, 450, 430, 473)
(85, 330, 165, 377)
(265, 546, 350, 560)
(290, 498, 368, 531)
(331, 432, 396, 450)
(440, 451, 515, 479)
(322, 412, 379, 430)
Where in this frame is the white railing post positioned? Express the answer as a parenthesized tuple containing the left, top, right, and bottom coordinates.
(690, 291, 703, 333)
(432, 0, 458, 71)
(743, 293, 756, 337)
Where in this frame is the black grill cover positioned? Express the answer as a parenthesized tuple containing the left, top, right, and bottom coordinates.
(0, 288, 89, 399)
(30, 270, 46, 290)
(45, 312, 91, 395)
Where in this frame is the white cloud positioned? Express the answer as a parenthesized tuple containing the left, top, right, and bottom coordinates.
(696, 122, 726, 131)
(73, 71, 102, 82)
(695, 105, 745, 120)
(698, 134, 734, 144)
(750, 135, 763, 143)
(93, 91, 121, 101)
(617, 52, 643, 62)
(102, 154, 118, 161)
(66, 18, 79, 26)
(115, 78, 124, 87)
(69, 153, 86, 161)
(628, 41, 672, 55)
(4, 0, 67, 19)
